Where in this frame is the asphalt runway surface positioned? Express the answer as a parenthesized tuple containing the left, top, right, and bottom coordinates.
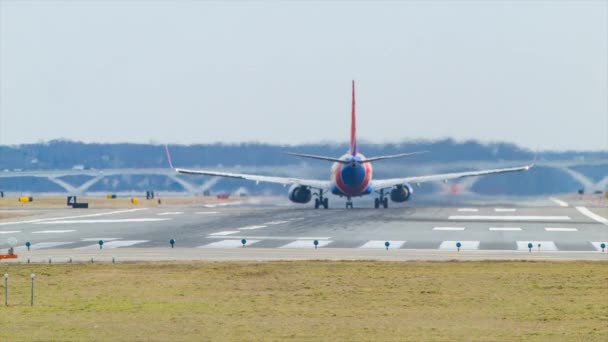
(1, 197, 607, 261)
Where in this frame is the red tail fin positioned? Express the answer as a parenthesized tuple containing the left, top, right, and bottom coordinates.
(350, 80, 357, 156)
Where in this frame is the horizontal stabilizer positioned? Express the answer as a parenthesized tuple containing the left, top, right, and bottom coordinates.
(284, 152, 348, 163)
(361, 151, 429, 163)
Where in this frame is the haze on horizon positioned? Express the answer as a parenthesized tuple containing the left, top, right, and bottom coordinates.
(0, 1, 606, 151)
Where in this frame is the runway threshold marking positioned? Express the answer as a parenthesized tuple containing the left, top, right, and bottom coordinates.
(544, 227, 578, 232)
(575, 207, 608, 225)
(0, 230, 21, 234)
(32, 230, 76, 234)
(516, 241, 558, 251)
(280, 240, 333, 248)
(0, 208, 149, 226)
(489, 227, 522, 231)
(448, 215, 571, 221)
(209, 231, 240, 236)
(549, 197, 569, 207)
(591, 242, 608, 251)
(457, 208, 478, 212)
(439, 241, 480, 250)
(199, 239, 260, 248)
(34, 218, 170, 224)
(237, 225, 267, 230)
(433, 227, 465, 231)
(359, 240, 406, 249)
(494, 208, 516, 212)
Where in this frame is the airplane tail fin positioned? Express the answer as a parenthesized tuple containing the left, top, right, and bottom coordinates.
(350, 80, 357, 156)
(165, 145, 175, 169)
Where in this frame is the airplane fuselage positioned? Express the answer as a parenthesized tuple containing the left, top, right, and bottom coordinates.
(330, 153, 373, 197)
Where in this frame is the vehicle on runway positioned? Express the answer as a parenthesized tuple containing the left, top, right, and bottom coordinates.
(168, 81, 532, 209)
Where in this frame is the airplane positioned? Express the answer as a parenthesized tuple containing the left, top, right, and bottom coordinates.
(166, 81, 533, 209)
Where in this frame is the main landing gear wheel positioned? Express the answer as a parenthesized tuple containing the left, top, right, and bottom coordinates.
(383, 197, 389, 209)
(314, 190, 329, 209)
(375, 189, 389, 209)
(323, 197, 329, 209)
(346, 199, 353, 209)
(374, 198, 380, 209)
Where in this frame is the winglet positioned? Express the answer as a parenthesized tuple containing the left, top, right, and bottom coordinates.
(165, 144, 175, 169)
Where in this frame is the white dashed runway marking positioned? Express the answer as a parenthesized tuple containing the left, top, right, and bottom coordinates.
(549, 197, 569, 207)
(494, 208, 516, 212)
(545, 227, 578, 232)
(264, 221, 289, 225)
(0, 208, 149, 226)
(237, 225, 267, 230)
(32, 230, 76, 234)
(16, 242, 74, 250)
(77, 240, 149, 249)
(34, 218, 170, 224)
(280, 240, 333, 248)
(449, 215, 571, 221)
(199, 239, 260, 248)
(359, 240, 406, 249)
(209, 231, 240, 236)
(157, 212, 183, 216)
(81, 238, 121, 242)
(489, 227, 522, 231)
(0, 231, 20, 234)
(196, 211, 218, 215)
(575, 207, 608, 225)
(457, 208, 478, 212)
(433, 227, 465, 231)
(516, 241, 558, 251)
(439, 241, 480, 250)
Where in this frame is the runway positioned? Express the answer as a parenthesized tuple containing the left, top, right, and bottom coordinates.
(1, 198, 607, 261)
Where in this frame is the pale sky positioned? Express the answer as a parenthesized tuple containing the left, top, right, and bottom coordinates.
(1, 1, 606, 151)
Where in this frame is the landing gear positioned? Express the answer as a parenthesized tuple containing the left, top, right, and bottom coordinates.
(346, 197, 353, 209)
(314, 190, 329, 209)
(375, 189, 389, 209)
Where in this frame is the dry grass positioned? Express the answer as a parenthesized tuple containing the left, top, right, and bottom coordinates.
(0, 196, 239, 209)
(0, 261, 606, 341)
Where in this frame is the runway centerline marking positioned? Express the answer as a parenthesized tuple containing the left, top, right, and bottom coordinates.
(280, 240, 333, 248)
(457, 208, 478, 212)
(575, 207, 608, 225)
(34, 218, 170, 224)
(516, 241, 558, 251)
(199, 239, 260, 248)
(549, 197, 569, 207)
(448, 215, 571, 221)
(157, 212, 183, 216)
(0, 208, 149, 226)
(32, 230, 76, 234)
(489, 227, 522, 231)
(359, 240, 406, 249)
(209, 231, 240, 236)
(439, 241, 480, 250)
(195, 211, 218, 215)
(0, 230, 21, 234)
(264, 221, 289, 225)
(237, 225, 267, 230)
(545, 227, 578, 232)
(494, 208, 516, 212)
(433, 227, 465, 231)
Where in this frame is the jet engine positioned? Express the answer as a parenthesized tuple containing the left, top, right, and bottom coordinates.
(288, 185, 312, 204)
(390, 184, 413, 202)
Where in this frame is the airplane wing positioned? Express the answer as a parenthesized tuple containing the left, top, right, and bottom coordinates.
(371, 164, 533, 190)
(175, 168, 331, 190)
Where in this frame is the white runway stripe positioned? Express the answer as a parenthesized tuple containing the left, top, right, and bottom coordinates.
(359, 240, 406, 249)
(549, 197, 569, 207)
(457, 208, 478, 212)
(516, 241, 558, 251)
(0, 208, 148, 226)
(34, 218, 170, 224)
(209, 231, 240, 236)
(494, 208, 516, 212)
(489, 227, 522, 231)
(575, 207, 608, 225)
(439, 241, 479, 250)
(32, 230, 76, 234)
(196, 211, 218, 215)
(264, 220, 289, 225)
(237, 225, 267, 230)
(16, 242, 74, 250)
(591, 242, 607, 251)
(280, 240, 333, 248)
(157, 212, 183, 216)
(544, 227, 577, 232)
(200, 239, 260, 248)
(433, 227, 465, 231)
(77, 240, 149, 249)
(0, 231, 20, 234)
(449, 215, 571, 221)
(81, 238, 121, 242)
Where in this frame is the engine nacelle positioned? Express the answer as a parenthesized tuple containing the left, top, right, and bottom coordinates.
(288, 185, 312, 204)
(390, 184, 413, 202)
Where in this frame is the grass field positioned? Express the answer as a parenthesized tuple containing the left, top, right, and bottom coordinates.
(1, 261, 606, 341)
